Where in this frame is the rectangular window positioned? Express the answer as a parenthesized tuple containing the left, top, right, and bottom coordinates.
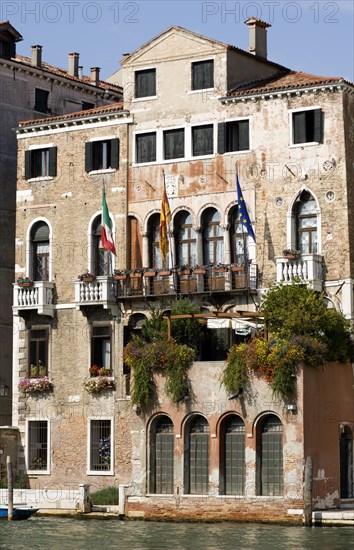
(91, 326, 111, 374)
(218, 120, 250, 153)
(192, 60, 214, 90)
(25, 147, 57, 179)
(90, 420, 112, 471)
(35, 88, 49, 113)
(135, 68, 156, 98)
(85, 139, 119, 171)
(29, 329, 48, 377)
(292, 109, 323, 144)
(192, 124, 213, 156)
(136, 132, 157, 163)
(163, 128, 185, 160)
(28, 421, 48, 471)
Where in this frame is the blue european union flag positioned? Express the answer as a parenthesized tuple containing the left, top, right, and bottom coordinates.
(236, 174, 256, 242)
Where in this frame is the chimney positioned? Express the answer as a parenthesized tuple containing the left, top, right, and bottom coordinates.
(68, 52, 79, 77)
(78, 66, 83, 79)
(90, 67, 101, 87)
(31, 45, 42, 68)
(245, 17, 271, 59)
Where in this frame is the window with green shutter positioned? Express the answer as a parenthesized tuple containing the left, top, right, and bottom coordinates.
(292, 109, 323, 144)
(218, 120, 250, 154)
(221, 416, 246, 495)
(25, 147, 57, 179)
(260, 415, 283, 496)
(135, 68, 156, 98)
(185, 416, 209, 495)
(150, 416, 174, 494)
(192, 60, 214, 90)
(85, 139, 119, 171)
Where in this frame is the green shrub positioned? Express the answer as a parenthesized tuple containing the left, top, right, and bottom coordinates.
(91, 487, 119, 505)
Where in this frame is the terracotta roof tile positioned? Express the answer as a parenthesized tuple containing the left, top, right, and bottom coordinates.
(18, 102, 126, 127)
(14, 55, 122, 94)
(228, 71, 349, 96)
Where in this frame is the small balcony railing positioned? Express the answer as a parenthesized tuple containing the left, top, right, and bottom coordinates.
(13, 281, 55, 317)
(115, 265, 258, 299)
(276, 254, 324, 291)
(74, 276, 117, 311)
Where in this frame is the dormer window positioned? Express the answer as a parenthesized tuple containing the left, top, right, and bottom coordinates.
(191, 60, 214, 90)
(135, 68, 156, 98)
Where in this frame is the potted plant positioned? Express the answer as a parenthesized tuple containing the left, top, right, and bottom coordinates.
(78, 271, 95, 282)
(282, 248, 301, 259)
(18, 376, 53, 394)
(157, 267, 171, 276)
(114, 269, 127, 280)
(192, 264, 209, 275)
(177, 264, 191, 276)
(214, 263, 229, 273)
(17, 276, 33, 287)
(129, 268, 144, 279)
(84, 376, 116, 394)
(230, 263, 246, 272)
(143, 267, 157, 277)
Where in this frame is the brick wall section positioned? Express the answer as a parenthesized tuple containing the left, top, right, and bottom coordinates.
(126, 496, 304, 523)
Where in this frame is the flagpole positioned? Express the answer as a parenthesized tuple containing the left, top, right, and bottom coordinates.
(162, 170, 174, 271)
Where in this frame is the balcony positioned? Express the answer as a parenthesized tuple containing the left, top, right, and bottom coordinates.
(13, 281, 55, 317)
(115, 265, 258, 299)
(75, 276, 118, 314)
(276, 254, 324, 291)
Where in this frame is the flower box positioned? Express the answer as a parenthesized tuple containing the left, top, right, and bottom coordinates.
(114, 274, 127, 280)
(193, 269, 207, 275)
(84, 376, 116, 394)
(284, 253, 300, 260)
(130, 272, 143, 279)
(19, 281, 33, 287)
(231, 266, 245, 272)
(158, 270, 171, 277)
(18, 377, 53, 394)
(177, 269, 191, 276)
(214, 268, 227, 273)
(143, 271, 156, 277)
(82, 277, 94, 282)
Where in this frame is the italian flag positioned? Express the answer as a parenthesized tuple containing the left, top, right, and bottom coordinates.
(101, 188, 116, 256)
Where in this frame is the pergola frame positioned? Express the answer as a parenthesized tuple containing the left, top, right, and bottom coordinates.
(163, 310, 267, 341)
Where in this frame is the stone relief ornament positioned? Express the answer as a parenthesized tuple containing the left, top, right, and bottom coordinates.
(165, 175, 179, 198)
(325, 190, 336, 203)
(275, 197, 283, 207)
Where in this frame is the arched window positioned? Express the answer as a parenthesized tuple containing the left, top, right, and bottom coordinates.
(202, 208, 223, 265)
(150, 416, 174, 494)
(175, 211, 197, 266)
(340, 426, 353, 498)
(148, 213, 163, 269)
(229, 206, 248, 265)
(295, 191, 317, 254)
(92, 216, 108, 276)
(258, 415, 283, 496)
(185, 416, 209, 494)
(31, 221, 49, 281)
(220, 415, 245, 495)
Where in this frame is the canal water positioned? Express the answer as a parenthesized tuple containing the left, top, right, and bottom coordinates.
(0, 518, 352, 550)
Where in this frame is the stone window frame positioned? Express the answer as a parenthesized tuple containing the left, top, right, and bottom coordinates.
(85, 135, 119, 174)
(90, 322, 113, 375)
(26, 217, 53, 282)
(134, 67, 157, 100)
(289, 106, 324, 147)
(191, 59, 214, 91)
(133, 123, 217, 166)
(26, 418, 51, 475)
(87, 211, 116, 276)
(255, 413, 284, 496)
(87, 417, 114, 476)
(147, 414, 175, 495)
(25, 142, 57, 181)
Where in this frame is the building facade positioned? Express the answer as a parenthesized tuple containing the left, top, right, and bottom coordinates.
(0, 20, 122, 425)
(11, 20, 354, 520)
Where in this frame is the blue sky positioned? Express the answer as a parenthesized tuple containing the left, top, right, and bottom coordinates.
(2, 0, 353, 81)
